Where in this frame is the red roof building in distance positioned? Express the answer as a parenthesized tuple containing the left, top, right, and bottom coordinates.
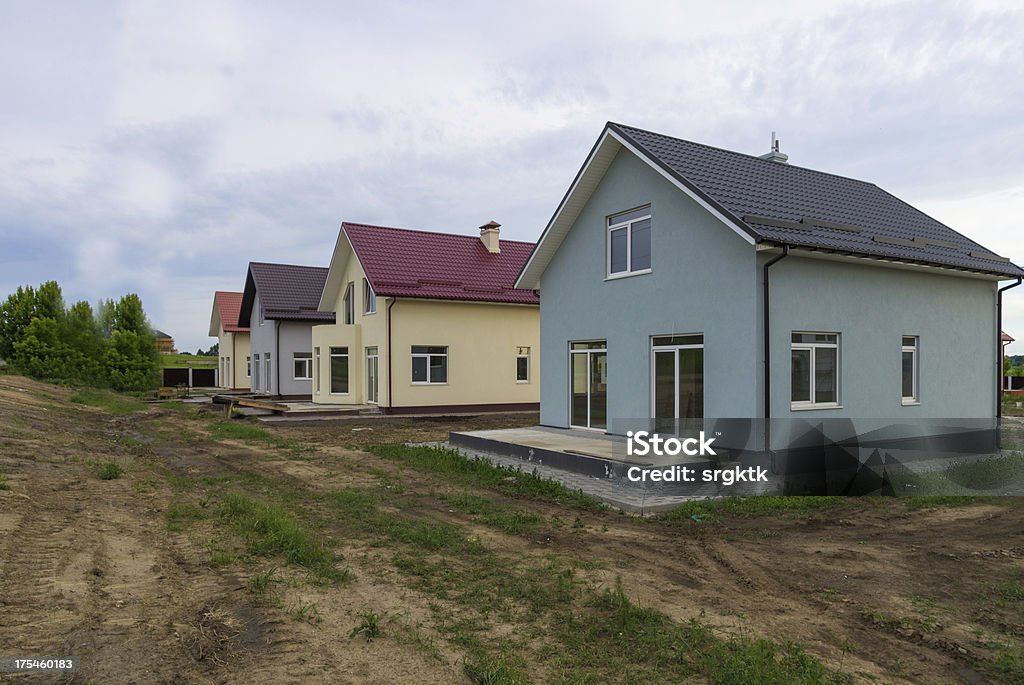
(212, 291, 248, 333)
(341, 222, 538, 305)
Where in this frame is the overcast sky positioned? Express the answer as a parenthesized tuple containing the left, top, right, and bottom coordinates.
(2, 0, 1023, 354)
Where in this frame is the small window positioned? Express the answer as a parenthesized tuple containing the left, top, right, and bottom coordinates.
(343, 282, 355, 325)
(264, 353, 272, 393)
(330, 347, 349, 394)
(608, 206, 652, 277)
(293, 352, 312, 380)
(516, 347, 530, 383)
(363, 278, 376, 314)
(791, 332, 840, 409)
(412, 345, 447, 384)
(246, 356, 251, 378)
(902, 336, 919, 405)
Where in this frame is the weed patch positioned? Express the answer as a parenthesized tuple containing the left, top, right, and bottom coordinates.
(96, 460, 124, 480)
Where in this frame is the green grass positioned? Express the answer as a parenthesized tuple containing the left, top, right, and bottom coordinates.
(463, 651, 530, 685)
(161, 353, 217, 369)
(0, 471, 9, 491)
(992, 580, 1024, 602)
(96, 460, 124, 480)
(70, 389, 146, 415)
(349, 609, 384, 641)
(888, 452, 1024, 497)
(369, 444, 605, 511)
(164, 500, 208, 531)
(659, 496, 844, 522)
(209, 420, 315, 456)
(218, 492, 350, 583)
(443, 492, 543, 535)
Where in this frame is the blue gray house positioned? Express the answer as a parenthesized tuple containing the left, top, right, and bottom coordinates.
(239, 262, 334, 399)
(515, 123, 1022, 453)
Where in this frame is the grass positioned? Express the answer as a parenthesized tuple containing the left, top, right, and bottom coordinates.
(992, 580, 1024, 602)
(463, 651, 530, 684)
(349, 609, 383, 641)
(443, 492, 543, 535)
(208, 420, 315, 456)
(96, 460, 124, 480)
(218, 492, 350, 584)
(888, 452, 1024, 497)
(0, 471, 8, 491)
(70, 388, 146, 415)
(658, 495, 844, 522)
(164, 500, 208, 531)
(161, 353, 217, 369)
(369, 444, 604, 511)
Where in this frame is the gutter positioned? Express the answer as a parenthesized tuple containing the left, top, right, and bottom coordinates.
(997, 277, 1021, 419)
(387, 298, 396, 413)
(763, 245, 790, 461)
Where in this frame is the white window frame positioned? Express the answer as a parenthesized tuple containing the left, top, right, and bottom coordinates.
(253, 353, 260, 390)
(516, 346, 530, 383)
(411, 346, 448, 385)
(330, 346, 349, 395)
(264, 353, 272, 393)
(901, 336, 919, 405)
(650, 334, 704, 424)
(293, 352, 313, 381)
(791, 332, 841, 410)
(606, 206, 652, 279)
(343, 282, 355, 325)
(314, 347, 321, 394)
(363, 278, 377, 315)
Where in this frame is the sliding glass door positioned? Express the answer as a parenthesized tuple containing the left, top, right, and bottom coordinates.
(570, 341, 607, 430)
(652, 335, 703, 433)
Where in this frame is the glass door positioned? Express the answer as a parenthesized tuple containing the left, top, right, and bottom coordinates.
(651, 335, 703, 434)
(570, 341, 607, 430)
(366, 347, 379, 404)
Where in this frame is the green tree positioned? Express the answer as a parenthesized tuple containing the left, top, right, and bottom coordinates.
(103, 293, 159, 391)
(0, 281, 64, 360)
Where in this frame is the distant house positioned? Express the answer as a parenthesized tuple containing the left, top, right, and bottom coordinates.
(238, 262, 335, 399)
(313, 221, 539, 412)
(153, 330, 175, 353)
(516, 122, 1023, 444)
(209, 291, 251, 391)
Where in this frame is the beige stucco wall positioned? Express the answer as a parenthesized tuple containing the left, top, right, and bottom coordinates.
(311, 249, 539, 408)
(217, 330, 251, 390)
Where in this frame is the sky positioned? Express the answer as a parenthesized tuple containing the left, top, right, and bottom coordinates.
(1, 0, 1023, 354)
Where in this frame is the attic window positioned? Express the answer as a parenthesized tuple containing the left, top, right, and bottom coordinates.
(363, 278, 377, 314)
(608, 206, 651, 278)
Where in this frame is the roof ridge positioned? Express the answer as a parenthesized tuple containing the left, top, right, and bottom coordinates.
(609, 121, 880, 188)
(344, 221, 535, 246)
(249, 261, 328, 270)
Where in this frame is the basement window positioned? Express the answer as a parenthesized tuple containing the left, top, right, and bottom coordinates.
(607, 205, 651, 278)
(412, 346, 448, 384)
(791, 332, 840, 410)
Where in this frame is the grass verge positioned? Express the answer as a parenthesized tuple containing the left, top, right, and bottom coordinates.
(70, 389, 146, 415)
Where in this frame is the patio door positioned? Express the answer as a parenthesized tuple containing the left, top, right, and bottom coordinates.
(651, 335, 703, 433)
(570, 341, 607, 430)
(366, 347, 379, 404)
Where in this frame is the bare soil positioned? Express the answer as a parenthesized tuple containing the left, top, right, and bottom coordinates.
(0, 375, 1022, 684)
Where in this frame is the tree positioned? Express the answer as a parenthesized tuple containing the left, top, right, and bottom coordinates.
(0, 281, 64, 360)
(102, 293, 159, 391)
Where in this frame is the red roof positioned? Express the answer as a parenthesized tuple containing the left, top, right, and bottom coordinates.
(343, 222, 539, 305)
(214, 291, 248, 332)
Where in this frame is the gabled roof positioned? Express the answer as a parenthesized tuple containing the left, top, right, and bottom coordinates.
(1002, 331, 1015, 343)
(319, 222, 539, 310)
(516, 122, 1022, 288)
(153, 329, 172, 340)
(208, 291, 249, 336)
(239, 262, 335, 326)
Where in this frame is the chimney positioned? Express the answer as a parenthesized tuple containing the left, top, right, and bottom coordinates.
(758, 131, 789, 164)
(479, 220, 501, 254)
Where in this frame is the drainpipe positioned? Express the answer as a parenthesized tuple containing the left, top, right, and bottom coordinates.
(997, 277, 1021, 419)
(275, 320, 281, 399)
(387, 298, 396, 414)
(231, 333, 236, 390)
(763, 245, 790, 456)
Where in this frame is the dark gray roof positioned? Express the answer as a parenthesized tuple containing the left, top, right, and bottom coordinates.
(610, 123, 1023, 278)
(153, 329, 172, 339)
(238, 262, 336, 326)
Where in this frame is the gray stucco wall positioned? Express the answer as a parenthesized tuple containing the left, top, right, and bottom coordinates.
(246, 293, 316, 397)
(538, 147, 999, 435)
(766, 253, 997, 420)
(538, 148, 759, 431)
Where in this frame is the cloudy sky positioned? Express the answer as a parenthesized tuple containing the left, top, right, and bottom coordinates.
(2, 0, 1023, 354)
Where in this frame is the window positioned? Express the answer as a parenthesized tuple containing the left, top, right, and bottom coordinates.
(293, 352, 312, 380)
(343, 282, 355, 324)
(264, 353, 272, 393)
(246, 356, 251, 378)
(314, 347, 321, 393)
(363, 278, 376, 314)
(253, 353, 260, 390)
(607, 206, 651, 277)
(330, 347, 349, 394)
(516, 346, 530, 383)
(226, 356, 231, 386)
(412, 346, 447, 384)
(791, 332, 840, 409)
(902, 336, 919, 404)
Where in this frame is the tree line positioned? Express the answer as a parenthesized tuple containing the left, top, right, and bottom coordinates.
(0, 281, 160, 391)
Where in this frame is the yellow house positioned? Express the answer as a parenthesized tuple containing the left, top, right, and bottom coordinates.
(208, 291, 251, 391)
(313, 221, 539, 412)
